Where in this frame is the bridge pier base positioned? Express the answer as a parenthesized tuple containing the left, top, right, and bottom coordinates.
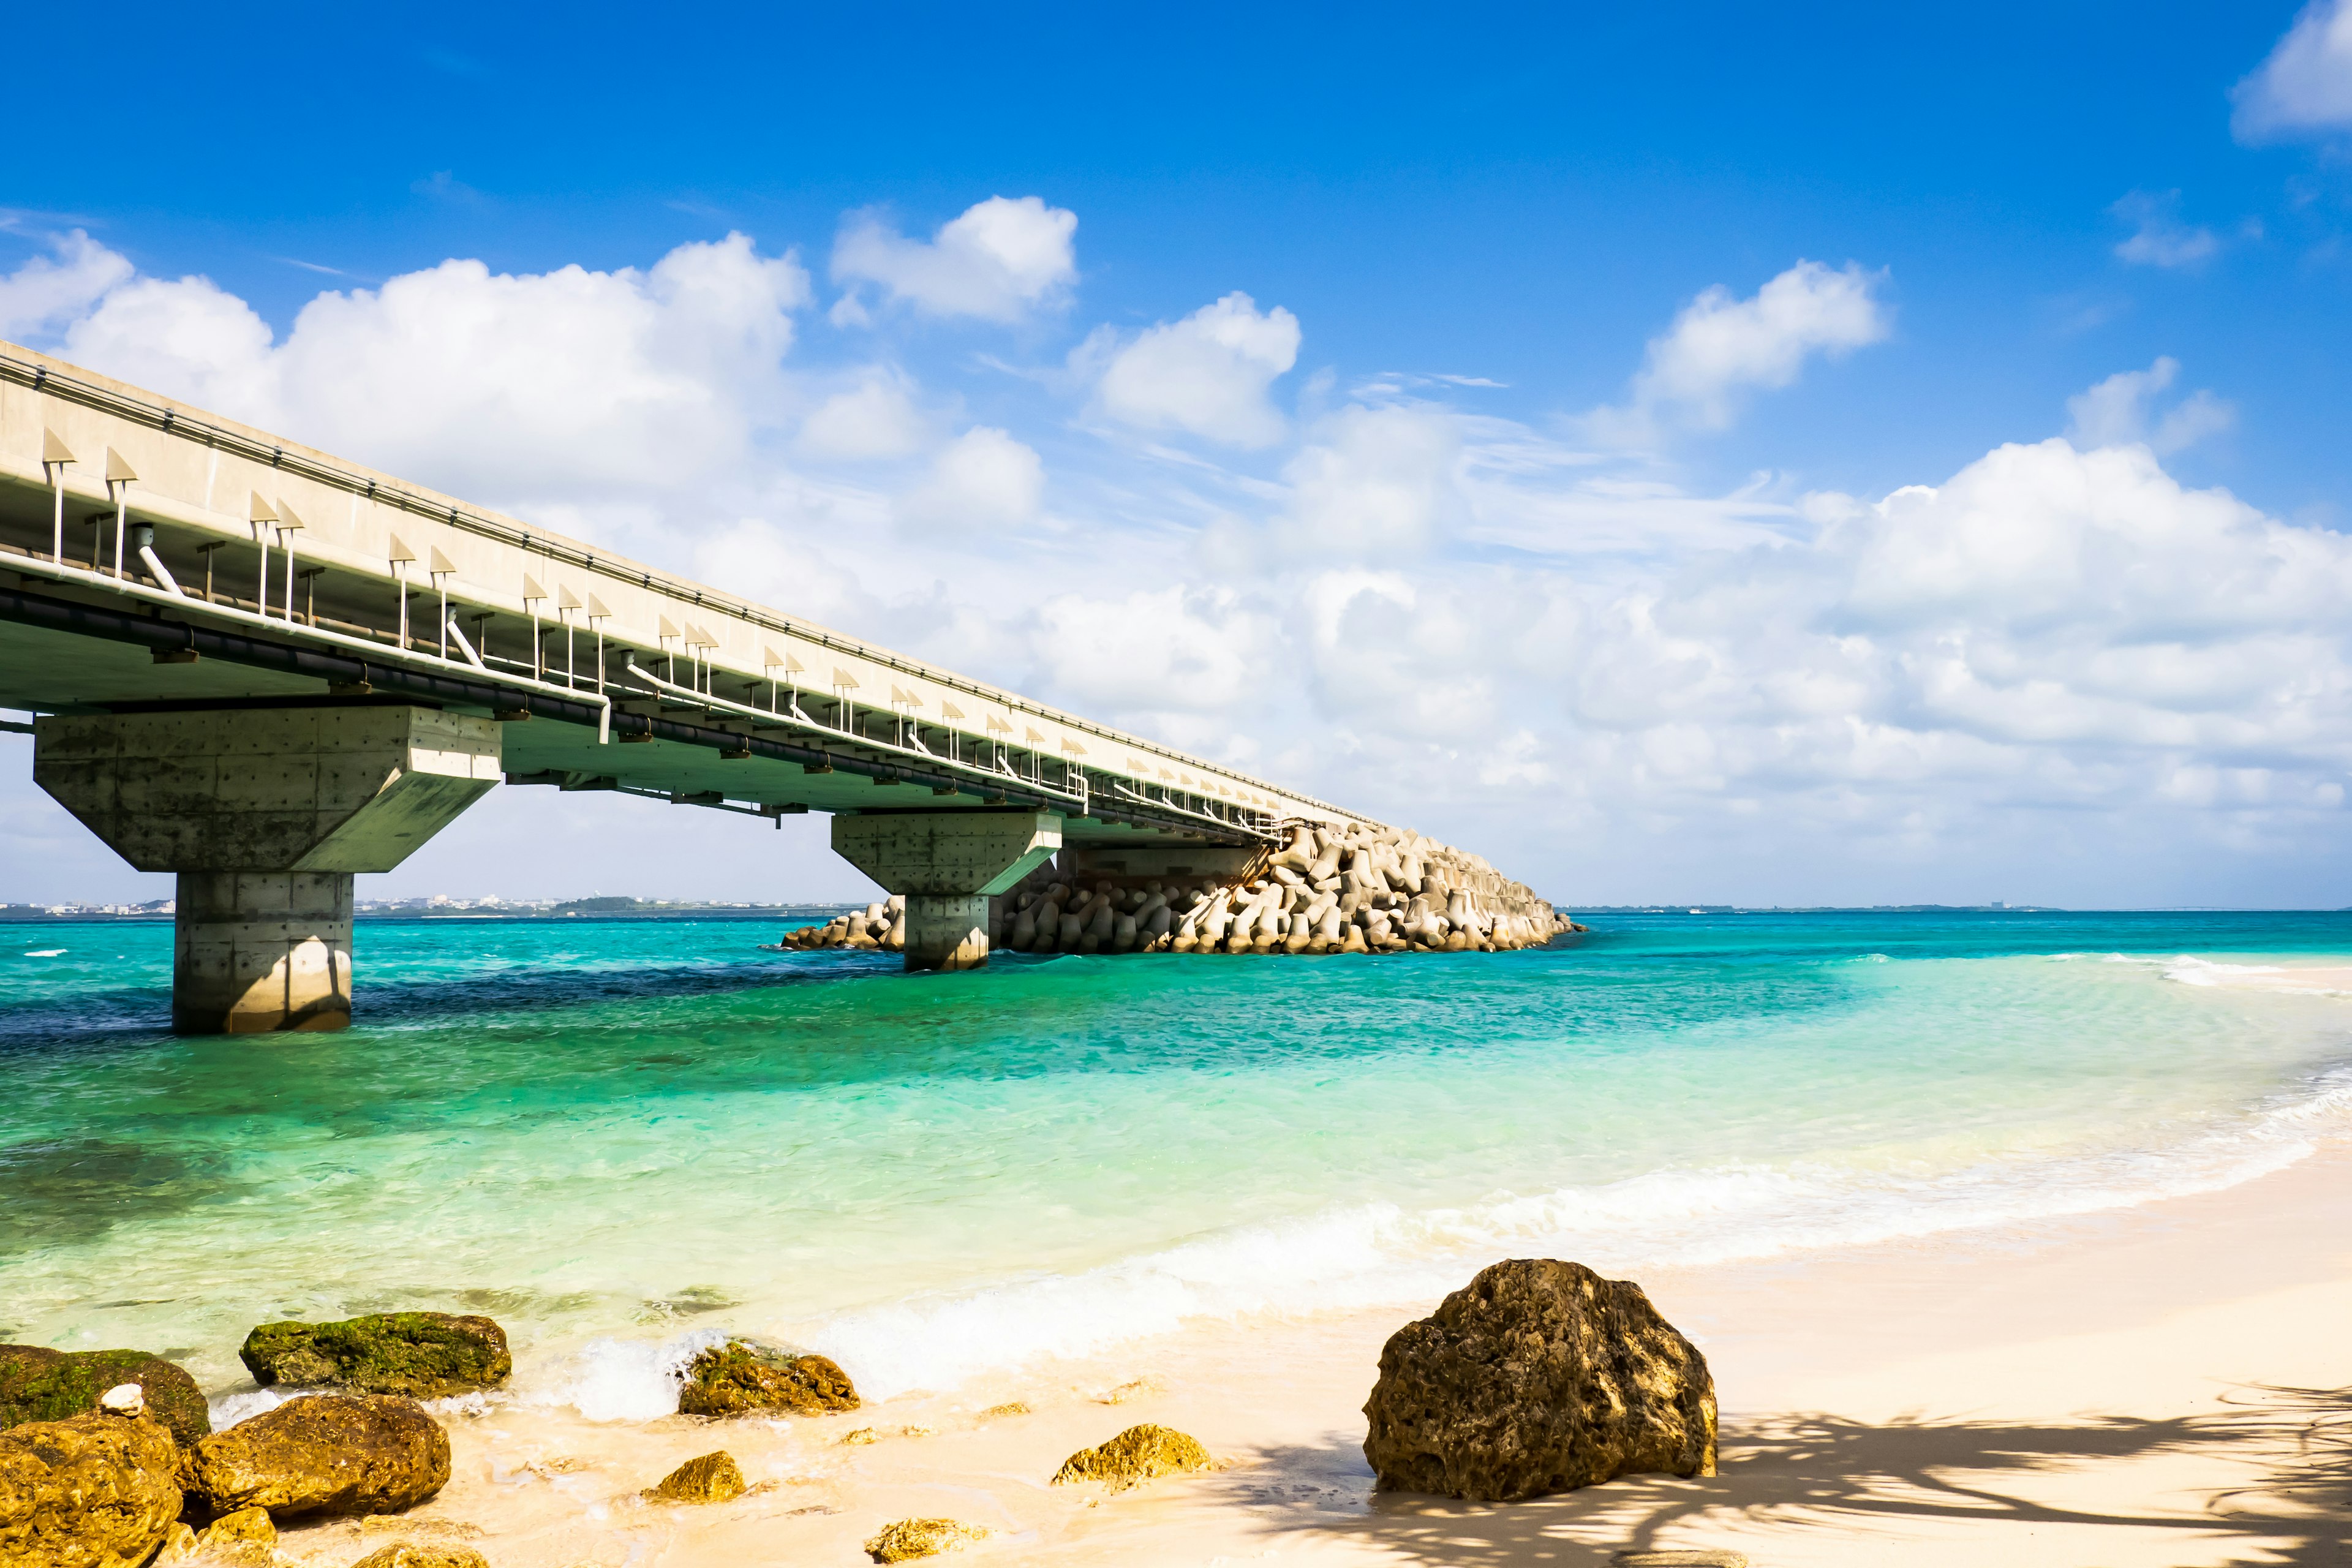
(832, 811, 1063, 972)
(34, 704, 501, 1034)
(174, 871, 355, 1033)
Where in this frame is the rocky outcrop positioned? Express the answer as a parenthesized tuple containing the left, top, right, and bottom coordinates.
(863, 1518, 986, 1562)
(0, 1408, 182, 1568)
(238, 1313, 511, 1399)
(347, 1546, 490, 1568)
(1362, 1259, 1716, 1501)
(0, 1344, 211, 1447)
(785, 824, 1583, 956)
(156, 1504, 276, 1566)
(676, 1341, 859, 1417)
(648, 1450, 744, 1503)
(189, 1393, 451, 1519)
(1050, 1423, 1210, 1489)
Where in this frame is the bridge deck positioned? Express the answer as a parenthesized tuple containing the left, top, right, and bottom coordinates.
(0, 343, 1365, 848)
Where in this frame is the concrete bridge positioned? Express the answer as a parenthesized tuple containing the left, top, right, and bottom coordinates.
(0, 342, 1367, 1031)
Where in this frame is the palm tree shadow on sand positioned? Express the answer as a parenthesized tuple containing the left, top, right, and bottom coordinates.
(1203, 1383, 2352, 1566)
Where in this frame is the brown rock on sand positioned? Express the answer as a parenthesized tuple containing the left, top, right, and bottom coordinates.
(190, 1393, 451, 1519)
(238, 1313, 511, 1400)
(1362, 1257, 1717, 1501)
(675, 1340, 859, 1417)
(647, 1450, 745, 1504)
(0, 1408, 183, 1568)
(1050, 1423, 1210, 1489)
(347, 1545, 491, 1568)
(156, 1504, 277, 1565)
(863, 1517, 986, 1562)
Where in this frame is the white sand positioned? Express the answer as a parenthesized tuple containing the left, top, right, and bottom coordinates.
(257, 1128, 2352, 1567)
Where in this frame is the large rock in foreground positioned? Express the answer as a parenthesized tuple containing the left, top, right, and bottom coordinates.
(189, 1393, 450, 1519)
(676, 1341, 859, 1417)
(239, 1313, 511, 1398)
(0, 1344, 211, 1447)
(1362, 1259, 1716, 1501)
(0, 1410, 182, 1568)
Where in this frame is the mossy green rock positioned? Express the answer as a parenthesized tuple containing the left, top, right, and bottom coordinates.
(0, 1344, 211, 1447)
(676, 1340, 858, 1417)
(238, 1313, 510, 1399)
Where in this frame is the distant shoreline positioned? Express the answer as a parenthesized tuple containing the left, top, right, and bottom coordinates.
(0, 906, 864, 924)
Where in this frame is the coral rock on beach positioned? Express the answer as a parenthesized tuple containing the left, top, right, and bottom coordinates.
(676, 1340, 859, 1417)
(647, 1450, 745, 1504)
(864, 1517, 986, 1562)
(156, 1504, 276, 1566)
(1362, 1258, 1717, 1501)
(238, 1313, 511, 1399)
(0, 1407, 183, 1568)
(190, 1393, 451, 1520)
(1050, 1423, 1210, 1489)
(347, 1545, 491, 1568)
(0, 1344, 212, 1447)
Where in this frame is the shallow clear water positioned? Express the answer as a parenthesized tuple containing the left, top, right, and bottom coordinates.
(3, 910, 2350, 1415)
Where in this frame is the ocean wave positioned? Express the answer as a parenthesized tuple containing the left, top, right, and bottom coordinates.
(521, 1325, 733, 1423)
(774, 1063, 2352, 1401)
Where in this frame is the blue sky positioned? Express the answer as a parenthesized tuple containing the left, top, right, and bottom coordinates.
(7, 2, 2352, 907)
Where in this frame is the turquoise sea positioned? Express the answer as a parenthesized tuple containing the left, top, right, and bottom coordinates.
(4, 911, 2350, 1421)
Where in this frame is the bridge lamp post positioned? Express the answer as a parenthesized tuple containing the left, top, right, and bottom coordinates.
(558, 586, 585, 686)
(248, 492, 280, 616)
(940, 699, 966, 766)
(428, 547, 456, 660)
(274, 502, 306, 623)
(587, 595, 611, 692)
(40, 430, 75, 564)
(521, 573, 548, 679)
(387, 533, 417, 649)
(103, 448, 138, 580)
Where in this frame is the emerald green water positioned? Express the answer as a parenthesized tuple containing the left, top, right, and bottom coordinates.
(3, 911, 2349, 1417)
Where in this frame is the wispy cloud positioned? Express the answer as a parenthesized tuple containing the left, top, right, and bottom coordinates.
(2111, 190, 2221, 268)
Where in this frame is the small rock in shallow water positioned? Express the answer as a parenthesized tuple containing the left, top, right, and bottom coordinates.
(1613, 1553, 1747, 1567)
(979, 1401, 1030, 1419)
(1362, 1257, 1716, 1502)
(347, 1545, 491, 1568)
(676, 1340, 858, 1417)
(0, 1408, 182, 1567)
(239, 1313, 511, 1399)
(864, 1517, 985, 1562)
(1051, 1423, 1210, 1490)
(191, 1393, 450, 1519)
(649, 1450, 744, 1504)
(0, 1344, 212, 1446)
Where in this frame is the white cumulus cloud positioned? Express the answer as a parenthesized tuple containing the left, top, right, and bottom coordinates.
(2065, 358, 2234, 455)
(796, 369, 930, 461)
(2233, 0, 2352, 140)
(1279, 404, 1464, 560)
(1026, 584, 1275, 714)
(46, 232, 810, 498)
(0, 230, 133, 340)
(831, 196, 1077, 323)
(1605, 260, 1891, 437)
(1091, 291, 1301, 448)
(900, 426, 1045, 530)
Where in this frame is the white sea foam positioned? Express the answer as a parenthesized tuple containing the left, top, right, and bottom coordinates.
(524, 1326, 731, 1423)
(206, 1387, 285, 1429)
(785, 1064, 2352, 1400)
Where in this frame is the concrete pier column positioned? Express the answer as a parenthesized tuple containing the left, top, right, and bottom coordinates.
(832, 811, 1063, 971)
(34, 704, 500, 1033)
(174, 871, 355, 1033)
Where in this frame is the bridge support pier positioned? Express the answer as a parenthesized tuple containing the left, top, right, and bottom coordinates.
(831, 811, 1063, 971)
(33, 704, 501, 1033)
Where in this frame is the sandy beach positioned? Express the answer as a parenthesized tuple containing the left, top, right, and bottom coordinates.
(236, 1131, 2352, 1567)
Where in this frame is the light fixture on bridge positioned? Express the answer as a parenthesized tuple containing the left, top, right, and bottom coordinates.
(763, 645, 805, 717)
(557, 585, 585, 688)
(388, 533, 417, 649)
(428, 546, 456, 660)
(522, 573, 548, 679)
(274, 502, 307, 625)
(249, 492, 280, 616)
(40, 430, 75, 565)
(586, 594, 612, 695)
(98, 448, 138, 583)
